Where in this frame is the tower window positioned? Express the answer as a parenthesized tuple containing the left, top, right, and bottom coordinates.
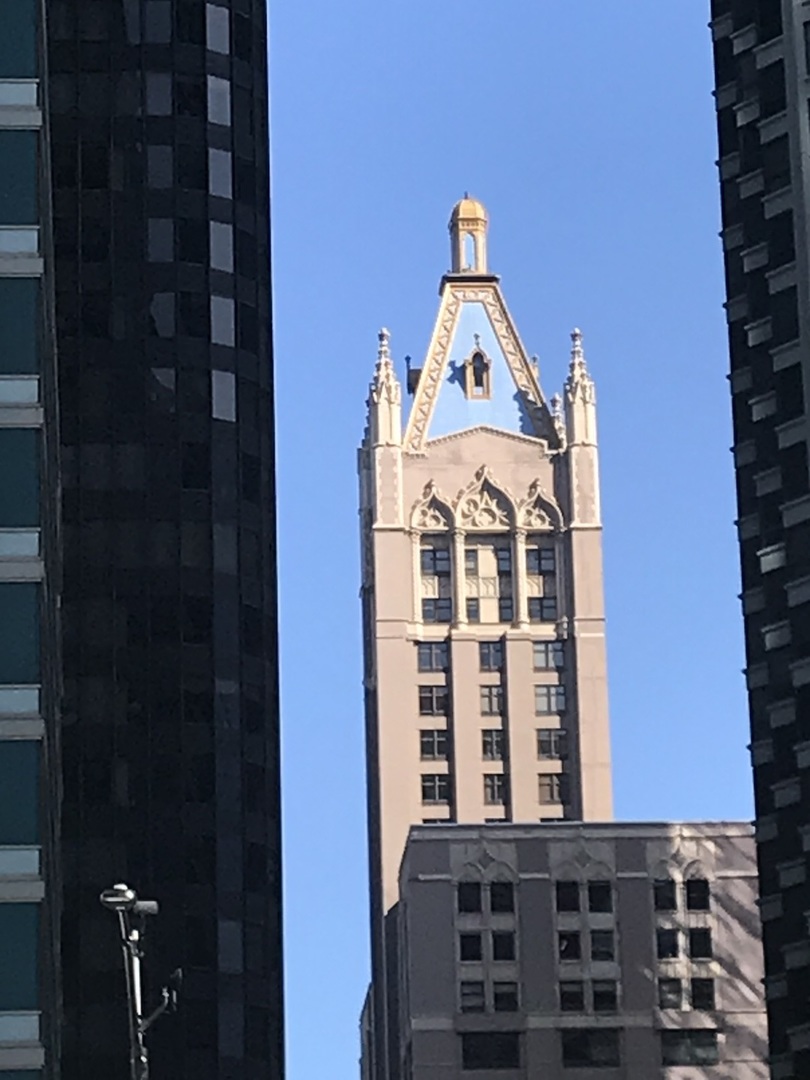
(418, 641, 449, 671)
(526, 547, 555, 574)
(482, 730, 504, 761)
(484, 774, 507, 805)
(480, 686, 504, 716)
(529, 597, 557, 623)
(422, 598, 452, 623)
(420, 730, 448, 760)
(421, 774, 451, 804)
(419, 686, 449, 715)
(463, 231, 476, 270)
(421, 546, 450, 575)
(463, 347, 491, 399)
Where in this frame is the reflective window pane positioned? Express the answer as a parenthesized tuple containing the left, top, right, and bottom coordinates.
(0, 132, 37, 225)
(147, 145, 173, 188)
(211, 296, 234, 346)
(212, 370, 236, 421)
(209, 148, 232, 198)
(0, 740, 39, 844)
(210, 221, 233, 272)
(206, 4, 230, 53)
(145, 72, 172, 115)
(0, 278, 38, 374)
(0, 429, 39, 526)
(0, 583, 39, 683)
(207, 76, 231, 126)
(0, 903, 39, 1009)
(0, 0, 36, 78)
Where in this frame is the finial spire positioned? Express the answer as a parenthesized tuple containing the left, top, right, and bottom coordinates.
(570, 328, 586, 374)
(377, 327, 391, 363)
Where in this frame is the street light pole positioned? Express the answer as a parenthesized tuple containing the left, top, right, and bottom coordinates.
(100, 883, 181, 1080)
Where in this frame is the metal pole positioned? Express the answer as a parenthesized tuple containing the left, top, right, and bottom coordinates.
(117, 910, 140, 1080)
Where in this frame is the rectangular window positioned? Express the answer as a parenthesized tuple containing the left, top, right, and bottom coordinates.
(560, 980, 585, 1012)
(206, 2, 230, 52)
(561, 1029, 620, 1068)
(495, 546, 511, 573)
(459, 981, 485, 1013)
(209, 148, 233, 198)
(0, 0, 36, 78)
(421, 774, 450, 805)
(419, 686, 448, 715)
(0, 430, 38, 527)
(493, 981, 518, 1012)
(422, 598, 452, 624)
(685, 879, 710, 911)
(658, 978, 682, 1009)
(417, 641, 448, 671)
(483, 774, 507, 805)
(480, 686, 503, 716)
(211, 295, 235, 347)
(528, 597, 557, 622)
(479, 642, 503, 671)
(207, 75, 231, 125)
(492, 930, 515, 961)
(688, 928, 712, 959)
(588, 881, 613, 914)
(497, 597, 513, 623)
(0, 903, 38, 1009)
(538, 773, 564, 805)
(593, 980, 617, 1013)
(419, 730, 447, 761)
(461, 1032, 520, 1070)
(656, 928, 679, 960)
(458, 882, 482, 913)
(661, 1030, 719, 1066)
(464, 548, 478, 575)
(0, 131, 36, 227)
(211, 370, 236, 422)
(466, 598, 480, 623)
(420, 546, 450, 575)
(146, 72, 172, 115)
(590, 930, 615, 962)
(481, 729, 504, 761)
(0, 583, 39, 683)
(537, 728, 566, 760)
(489, 882, 514, 913)
(210, 221, 234, 272)
(691, 978, 715, 1011)
(555, 881, 580, 912)
(558, 931, 580, 961)
(653, 878, 677, 912)
(459, 932, 482, 962)
(535, 685, 566, 714)
(0, 279, 38, 374)
(526, 547, 555, 574)
(533, 641, 564, 669)
(0, 740, 38, 844)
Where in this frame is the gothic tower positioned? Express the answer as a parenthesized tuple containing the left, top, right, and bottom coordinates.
(358, 198, 612, 1079)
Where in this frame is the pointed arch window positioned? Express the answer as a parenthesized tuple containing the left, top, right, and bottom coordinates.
(463, 345, 491, 400)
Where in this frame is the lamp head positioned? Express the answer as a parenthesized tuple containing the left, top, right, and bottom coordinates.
(99, 883, 137, 912)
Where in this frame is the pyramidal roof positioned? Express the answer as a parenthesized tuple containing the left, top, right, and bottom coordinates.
(403, 198, 558, 453)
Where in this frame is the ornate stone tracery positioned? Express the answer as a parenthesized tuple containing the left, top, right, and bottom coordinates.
(410, 481, 453, 531)
(454, 466, 515, 530)
(519, 478, 564, 532)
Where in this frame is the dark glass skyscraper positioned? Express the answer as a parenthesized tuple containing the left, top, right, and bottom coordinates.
(0, 1, 281, 1077)
(710, 2, 810, 1076)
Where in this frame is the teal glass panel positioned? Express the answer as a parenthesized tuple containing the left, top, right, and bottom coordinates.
(0, 279, 38, 374)
(2, 1073, 42, 1079)
(0, 903, 39, 1009)
(0, 1, 36, 79)
(0, 132, 37, 225)
(0, 740, 38, 843)
(0, 584, 39, 683)
(0, 429, 38, 526)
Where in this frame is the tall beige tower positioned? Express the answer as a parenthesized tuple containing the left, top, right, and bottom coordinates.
(358, 198, 613, 1079)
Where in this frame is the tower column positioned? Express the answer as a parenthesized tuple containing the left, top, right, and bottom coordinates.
(453, 529, 467, 627)
(513, 528, 528, 628)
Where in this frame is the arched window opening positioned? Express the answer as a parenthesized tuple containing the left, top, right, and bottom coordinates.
(463, 232, 476, 270)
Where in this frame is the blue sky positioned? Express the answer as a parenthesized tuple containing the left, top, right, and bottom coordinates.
(270, 3, 745, 1077)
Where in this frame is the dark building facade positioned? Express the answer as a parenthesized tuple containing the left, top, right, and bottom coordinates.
(0, 1, 63, 1076)
(0, 1, 285, 1077)
(710, 2, 810, 1076)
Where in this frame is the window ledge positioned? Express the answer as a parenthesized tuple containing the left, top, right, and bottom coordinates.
(777, 416, 806, 450)
(764, 185, 792, 220)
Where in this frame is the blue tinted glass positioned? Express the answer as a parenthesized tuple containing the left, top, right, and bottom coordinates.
(0, 1, 36, 78)
(0, 903, 39, 1009)
(0, 583, 39, 682)
(0, 740, 39, 843)
(0, 429, 39, 526)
